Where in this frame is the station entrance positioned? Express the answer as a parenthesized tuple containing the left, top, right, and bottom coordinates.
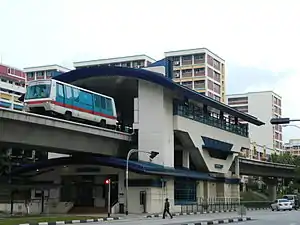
(60, 174, 118, 211)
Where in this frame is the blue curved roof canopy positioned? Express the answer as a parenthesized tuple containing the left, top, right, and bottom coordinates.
(55, 66, 264, 126)
(11, 156, 215, 181)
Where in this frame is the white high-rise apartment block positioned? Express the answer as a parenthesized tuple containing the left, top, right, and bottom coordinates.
(227, 91, 282, 158)
(74, 55, 156, 69)
(165, 48, 226, 103)
(284, 139, 300, 156)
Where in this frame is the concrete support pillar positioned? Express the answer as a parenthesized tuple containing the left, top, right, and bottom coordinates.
(264, 177, 277, 201)
(269, 184, 277, 201)
(234, 155, 240, 177)
(182, 151, 189, 168)
(196, 181, 204, 202)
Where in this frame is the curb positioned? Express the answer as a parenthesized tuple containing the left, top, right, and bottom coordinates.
(146, 210, 237, 218)
(18, 217, 121, 225)
(181, 217, 252, 225)
(146, 207, 268, 218)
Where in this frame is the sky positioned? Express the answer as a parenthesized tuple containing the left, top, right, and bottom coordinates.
(0, 0, 300, 141)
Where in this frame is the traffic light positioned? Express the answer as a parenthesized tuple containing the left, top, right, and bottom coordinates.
(149, 151, 159, 161)
(105, 179, 110, 185)
(270, 118, 290, 125)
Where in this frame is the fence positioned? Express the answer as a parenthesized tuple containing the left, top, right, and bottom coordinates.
(180, 197, 271, 213)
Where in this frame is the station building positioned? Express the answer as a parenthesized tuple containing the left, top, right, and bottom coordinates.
(9, 59, 264, 215)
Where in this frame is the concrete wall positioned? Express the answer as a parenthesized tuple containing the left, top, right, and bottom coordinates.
(247, 92, 274, 153)
(134, 80, 174, 167)
(174, 116, 249, 173)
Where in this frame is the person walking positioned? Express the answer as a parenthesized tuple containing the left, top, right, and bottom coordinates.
(162, 198, 173, 219)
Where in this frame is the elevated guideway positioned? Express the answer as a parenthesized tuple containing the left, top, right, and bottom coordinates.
(0, 108, 132, 155)
(237, 157, 297, 178)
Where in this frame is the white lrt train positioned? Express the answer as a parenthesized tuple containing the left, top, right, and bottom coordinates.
(24, 79, 118, 127)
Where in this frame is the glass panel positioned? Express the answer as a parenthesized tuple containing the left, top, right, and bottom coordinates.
(25, 84, 51, 99)
(173, 100, 248, 137)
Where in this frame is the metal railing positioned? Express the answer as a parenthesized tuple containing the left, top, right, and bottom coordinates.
(180, 197, 271, 214)
(173, 101, 248, 137)
(180, 197, 240, 213)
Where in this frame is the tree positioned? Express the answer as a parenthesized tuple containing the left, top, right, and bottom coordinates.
(271, 152, 300, 193)
(270, 152, 295, 165)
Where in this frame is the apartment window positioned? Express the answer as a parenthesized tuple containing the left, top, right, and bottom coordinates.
(274, 132, 279, 140)
(208, 80, 214, 90)
(207, 67, 213, 78)
(182, 81, 193, 89)
(172, 56, 180, 66)
(194, 80, 205, 89)
(213, 83, 221, 94)
(214, 95, 221, 102)
(234, 106, 248, 112)
(182, 55, 192, 65)
(213, 59, 221, 70)
(46, 71, 53, 78)
(182, 55, 192, 61)
(213, 71, 221, 82)
(194, 54, 205, 64)
(194, 68, 205, 76)
(182, 69, 192, 78)
(36, 71, 44, 79)
(207, 55, 214, 66)
(228, 97, 248, 105)
(207, 91, 214, 98)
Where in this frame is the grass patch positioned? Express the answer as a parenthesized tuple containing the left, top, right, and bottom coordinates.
(0, 216, 100, 225)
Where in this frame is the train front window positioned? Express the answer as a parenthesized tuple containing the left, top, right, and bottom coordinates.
(25, 84, 51, 99)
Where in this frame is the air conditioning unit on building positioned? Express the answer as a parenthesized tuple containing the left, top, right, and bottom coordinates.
(173, 61, 180, 66)
(174, 73, 180, 78)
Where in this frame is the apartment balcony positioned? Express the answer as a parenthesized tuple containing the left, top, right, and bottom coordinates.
(194, 59, 205, 65)
(0, 80, 26, 94)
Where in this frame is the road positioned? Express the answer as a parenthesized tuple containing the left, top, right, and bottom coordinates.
(79, 209, 300, 225)
(245, 210, 300, 225)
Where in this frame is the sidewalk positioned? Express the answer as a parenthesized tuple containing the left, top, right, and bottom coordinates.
(145, 207, 269, 218)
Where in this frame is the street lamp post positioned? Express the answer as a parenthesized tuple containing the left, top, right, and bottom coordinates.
(270, 118, 300, 125)
(125, 149, 159, 216)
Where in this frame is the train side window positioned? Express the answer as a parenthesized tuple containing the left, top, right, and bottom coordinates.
(73, 88, 80, 102)
(79, 91, 92, 106)
(65, 86, 73, 99)
(57, 83, 64, 97)
(94, 95, 100, 108)
(101, 97, 106, 109)
(106, 98, 112, 111)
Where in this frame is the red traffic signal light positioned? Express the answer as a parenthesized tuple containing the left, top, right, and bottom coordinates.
(105, 179, 111, 184)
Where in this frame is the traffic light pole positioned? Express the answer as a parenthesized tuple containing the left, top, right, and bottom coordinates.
(107, 180, 111, 218)
(125, 149, 159, 215)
